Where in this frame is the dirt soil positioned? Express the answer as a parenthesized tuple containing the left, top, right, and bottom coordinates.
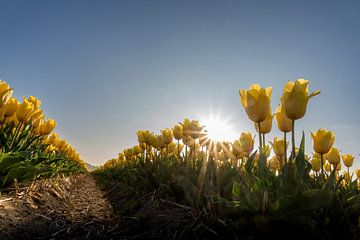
(0, 174, 119, 240)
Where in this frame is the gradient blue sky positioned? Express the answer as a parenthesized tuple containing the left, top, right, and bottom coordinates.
(1, 0, 359, 166)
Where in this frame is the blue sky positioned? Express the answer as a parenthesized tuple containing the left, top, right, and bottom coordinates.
(1, 0, 359, 166)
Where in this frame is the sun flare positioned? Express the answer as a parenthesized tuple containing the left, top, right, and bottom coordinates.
(201, 115, 237, 142)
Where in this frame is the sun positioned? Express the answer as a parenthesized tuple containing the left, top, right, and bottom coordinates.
(201, 115, 237, 142)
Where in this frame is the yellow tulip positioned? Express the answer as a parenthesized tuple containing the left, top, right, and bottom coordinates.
(335, 163, 341, 171)
(198, 134, 210, 147)
(39, 119, 56, 135)
(342, 154, 354, 168)
(239, 132, 254, 154)
(16, 100, 34, 123)
(324, 162, 331, 173)
(3, 98, 18, 118)
(137, 130, 146, 143)
(311, 157, 321, 172)
(28, 96, 41, 109)
(281, 78, 320, 120)
(232, 140, 245, 158)
(156, 135, 166, 149)
(182, 118, 192, 137)
(31, 109, 44, 128)
(0, 80, 13, 107)
(325, 147, 340, 165)
(274, 104, 292, 133)
(311, 128, 335, 155)
(148, 134, 158, 148)
(161, 128, 173, 145)
(254, 108, 273, 134)
(355, 169, 360, 179)
(239, 84, 272, 123)
(172, 124, 183, 140)
(270, 137, 288, 157)
(189, 120, 203, 139)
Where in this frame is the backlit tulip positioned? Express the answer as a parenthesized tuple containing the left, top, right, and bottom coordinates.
(342, 154, 354, 168)
(0, 80, 13, 107)
(182, 118, 191, 137)
(355, 169, 360, 179)
(254, 108, 273, 134)
(239, 132, 254, 154)
(3, 98, 18, 118)
(324, 162, 331, 173)
(281, 79, 320, 120)
(239, 84, 272, 123)
(137, 130, 146, 143)
(189, 120, 203, 139)
(270, 137, 288, 157)
(161, 128, 173, 145)
(39, 119, 56, 135)
(173, 124, 183, 140)
(232, 140, 245, 158)
(325, 147, 340, 165)
(28, 96, 41, 109)
(16, 100, 34, 123)
(311, 157, 321, 172)
(311, 128, 335, 155)
(274, 104, 292, 133)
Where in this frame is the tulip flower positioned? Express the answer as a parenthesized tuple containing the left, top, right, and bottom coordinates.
(270, 137, 288, 159)
(311, 128, 335, 177)
(325, 147, 340, 165)
(342, 154, 355, 176)
(232, 140, 245, 159)
(239, 84, 272, 123)
(275, 104, 292, 133)
(239, 132, 254, 155)
(311, 129, 335, 155)
(28, 96, 41, 109)
(311, 157, 321, 172)
(342, 154, 354, 168)
(172, 124, 183, 140)
(355, 169, 360, 179)
(254, 108, 273, 134)
(39, 119, 57, 135)
(16, 100, 34, 123)
(282, 79, 320, 161)
(275, 104, 292, 164)
(0, 80, 13, 108)
(161, 128, 173, 145)
(281, 79, 320, 121)
(3, 98, 18, 118)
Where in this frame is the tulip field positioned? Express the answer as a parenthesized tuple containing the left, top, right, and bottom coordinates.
(1, 78, 360, 239)
(94, 79, 360, 239)
(0, 80, 87, 189)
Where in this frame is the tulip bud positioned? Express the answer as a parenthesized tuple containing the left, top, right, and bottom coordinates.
(239, 84, 272, 123)
(172, 124, 183, 140)
(342, 154, 354, 168)
(325, 147, 340, 165)
(0, 80, 13, 107)
(16, 100, 34, 123)
(270, 137, 288, 157)
(254, 108, 273, 134)
(355, 169, 360, 179)
(311, 128, 335, 155)
(239, 132, 254, 154)
(3, 98, 18, 118)
(311, 157, 321, 172)
(39, 119, 56, 135)
(275, 104, 292, 133)
(281, 78, 320, 120)
(161, 128, 173, 145)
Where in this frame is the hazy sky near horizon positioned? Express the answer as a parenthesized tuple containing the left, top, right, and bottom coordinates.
(1, 1, 360, 166)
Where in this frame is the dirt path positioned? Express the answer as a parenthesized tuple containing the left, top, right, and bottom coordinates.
(0, 174, 119, 240)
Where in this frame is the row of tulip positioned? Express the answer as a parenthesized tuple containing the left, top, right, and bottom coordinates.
(0, 80, 87, 188)
(96, 78, 360, 238)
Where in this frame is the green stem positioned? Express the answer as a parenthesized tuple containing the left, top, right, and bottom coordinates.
(258, 122, 262, 150)
(320, 154, 324, 178)
(291, 120, 295, 160)
(177, 139, 180, 162)
(284, 132, 287, 166)
(262, 134, 265, 148)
